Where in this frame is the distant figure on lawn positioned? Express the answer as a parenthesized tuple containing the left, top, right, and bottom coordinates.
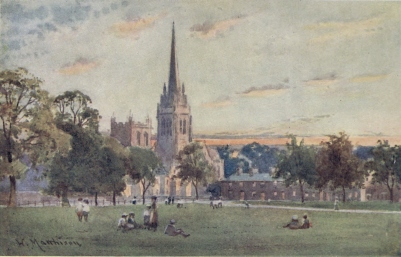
(127, 212, 142, 229)
(244, 201, 250, 209)
(82, 199, 90, 222)
(132, 196, 137, 205)
(117, 213, 128, 230)
(299, 214, 311, 229)
(334, 198, 339, 210)
(143, 204, 151, 229)
(283, 215, 299, 229)
(164, 219, 190, 238)
(171, 196, 175, 205)
(168, 196, 171, 205)
(75, 198, 84, 222)
(149, 196, 158, 231)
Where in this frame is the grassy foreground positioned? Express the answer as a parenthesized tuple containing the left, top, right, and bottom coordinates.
(1, 203, 400, 256)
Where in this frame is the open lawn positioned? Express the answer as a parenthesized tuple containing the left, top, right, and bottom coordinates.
(1, 203, 400, 256)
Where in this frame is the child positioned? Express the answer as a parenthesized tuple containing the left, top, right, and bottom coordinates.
(143, 204, 151, 229)
(82, 199, 90, 222)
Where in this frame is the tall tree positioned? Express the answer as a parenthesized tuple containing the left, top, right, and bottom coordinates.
(176, 142, 216, 200)
(364, 140, 401, 202)
(0, 68, 54, 207)
(241, 142, 280, 174)
(54, 90, 100, 132)
(97, 147, 126, 206)
(273, 135, 317, 203)
(126, 147, 160, 204)
(316, 132, 365, 202)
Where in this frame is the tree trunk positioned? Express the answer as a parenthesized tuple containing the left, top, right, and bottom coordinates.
(95, 192, 98, 206)
(342, 186, 346, 202)
(8, 175, 17, 207)
(193, 181, 199, 200)
(389, 186, 394, 203)
(299, 181, 304, 203)
(113, 191, 116, 206)
(142, 181, 146, 205)
(61, 189, 70, 207)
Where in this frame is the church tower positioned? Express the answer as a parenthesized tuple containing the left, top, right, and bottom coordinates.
(156, 23, 192, 172)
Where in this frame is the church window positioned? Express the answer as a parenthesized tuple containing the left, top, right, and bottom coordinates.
(137, 131, 141, 145)
(144, 132, 149, 146)
(183, 119, 186, 134)
(161, 118, 165, 136)
(169, 119, 172, 136)
(180, 120, 183, 133)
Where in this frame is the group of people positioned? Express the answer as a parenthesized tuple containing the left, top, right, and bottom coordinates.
(117, 195, 190, 238)
(283, 214, 311, 229)
(164, 196, 175, 205)
(75, 198, 90, 222)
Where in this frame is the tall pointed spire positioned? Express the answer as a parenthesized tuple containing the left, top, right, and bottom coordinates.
(168, 22, 179, 94)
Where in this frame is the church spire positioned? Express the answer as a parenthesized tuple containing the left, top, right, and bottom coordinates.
(168, 22, 179, 95)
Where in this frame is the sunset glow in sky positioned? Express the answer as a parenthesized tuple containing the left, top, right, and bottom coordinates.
(1, 0, 400, 137)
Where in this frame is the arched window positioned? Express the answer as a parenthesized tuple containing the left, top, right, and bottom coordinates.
(180, 120, 183, 133)
(161, 118, 165, 136)
(144, 132, 149, 146)
(168, 119, 172, 136)
(183, 119, 187, 134)
(137, 131, 141, 145)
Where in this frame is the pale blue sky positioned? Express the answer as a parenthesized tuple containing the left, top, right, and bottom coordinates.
(1, 0, 400, 137)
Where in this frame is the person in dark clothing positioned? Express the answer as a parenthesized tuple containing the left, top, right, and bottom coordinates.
(299, 214, 310, 229)
(172, 196, 175, 205)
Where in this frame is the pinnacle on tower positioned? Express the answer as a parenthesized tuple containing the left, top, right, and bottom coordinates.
(168, 22, 180, 94)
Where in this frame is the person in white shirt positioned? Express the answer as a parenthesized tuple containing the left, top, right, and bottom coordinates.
(82, 199, 90, 222)
(118, 213, 128, 230)
(75, 198, 84, 222)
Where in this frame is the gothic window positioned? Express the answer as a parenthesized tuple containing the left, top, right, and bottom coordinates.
(169, 119, 172, 136)
(183, 119, 186, 134)
(161, 118, 165, 136)
(137, 131, 141, 145)
(144, 132, 149, 146)
(180, 120, 183, 133)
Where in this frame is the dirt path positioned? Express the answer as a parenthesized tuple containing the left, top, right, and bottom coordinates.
(194, 200, 401, 214)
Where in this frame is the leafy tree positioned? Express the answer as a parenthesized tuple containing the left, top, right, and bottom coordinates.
(97, 147, 126, 206)
(126, 147, 160, 204)
(0, 68, 55, 206)
(364, 140, 401, 202)
(240, 142, 280, 173)
(217, 145, 250, 177)
(54, 90, 100, 132)
(273, 135, 317, 203)
(316, 132, 365, 202)
(176, 142, 216, 200)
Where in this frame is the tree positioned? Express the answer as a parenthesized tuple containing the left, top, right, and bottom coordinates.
(273, 135, 317, 203)
(364, 140, 401, 203)
(0, 68, 54, 207)
(126, 147, 160, 204)
(54, 90, 100, 132)
(97, 147, 126, 206)
(240, 142, 280, 174)
(176, 142, 215, 200)
(316, 132, 365, 202)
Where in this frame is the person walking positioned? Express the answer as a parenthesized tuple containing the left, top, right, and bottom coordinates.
(334, 197, 339, 210)
(149, 196, 158, 232)
(75, 198, 84, 222)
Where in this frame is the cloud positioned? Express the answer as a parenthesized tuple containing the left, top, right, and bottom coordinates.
(59, 58, 101, 75)
(350, 74, 388, 83)
(304, 73, 338, 87)
(190, 15, 245, 39)
(305, 16, 383, 44)
(201, 96, 233, 108)
(238, 84, 289, 97)
(110, 13, 166, 38)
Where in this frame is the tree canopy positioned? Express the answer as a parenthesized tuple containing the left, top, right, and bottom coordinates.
(274, 135, 317, 203)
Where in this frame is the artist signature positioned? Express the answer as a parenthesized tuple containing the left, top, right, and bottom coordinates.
(15, 237, 82, 252)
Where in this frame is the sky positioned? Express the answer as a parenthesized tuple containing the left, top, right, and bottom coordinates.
(1, 0, 400, 138)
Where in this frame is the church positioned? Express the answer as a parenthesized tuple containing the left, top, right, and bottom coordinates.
(117, 23, 223, 199)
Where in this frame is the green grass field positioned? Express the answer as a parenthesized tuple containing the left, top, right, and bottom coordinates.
(1, 203, 400, 256)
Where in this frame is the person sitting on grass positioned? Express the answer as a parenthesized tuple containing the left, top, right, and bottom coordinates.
(164, 219, 190, 238)
(244, 201, 250, 208)
(299, 214, 311, 229)
(117, 213, 128, 231)
(127, 212, 143, 229)
(283, 215, 299, 229)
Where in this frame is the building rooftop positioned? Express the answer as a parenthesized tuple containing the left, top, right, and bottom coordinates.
(224, 173, 281, 182)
